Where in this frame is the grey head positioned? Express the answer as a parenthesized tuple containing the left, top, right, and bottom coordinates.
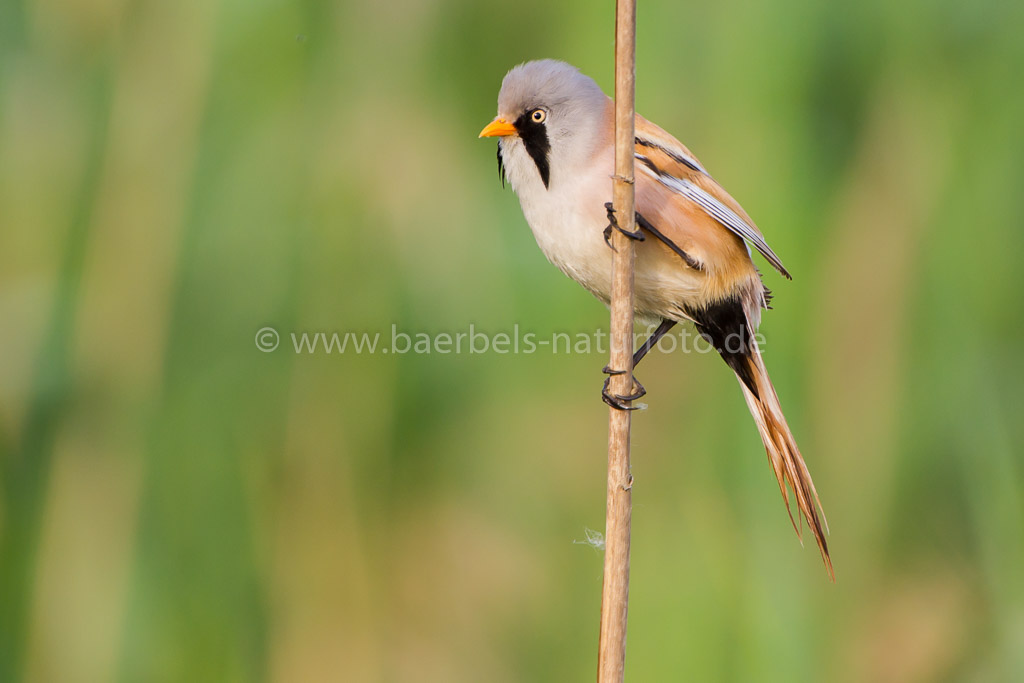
(491, 60, 610, 191)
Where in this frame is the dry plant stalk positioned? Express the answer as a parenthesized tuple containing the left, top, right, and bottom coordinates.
(597, 1, 637, 681)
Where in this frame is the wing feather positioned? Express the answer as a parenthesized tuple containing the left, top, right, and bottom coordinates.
(634, 115, 792, 280)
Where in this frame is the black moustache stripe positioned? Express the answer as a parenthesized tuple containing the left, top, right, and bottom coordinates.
(513, 111, 551, 188)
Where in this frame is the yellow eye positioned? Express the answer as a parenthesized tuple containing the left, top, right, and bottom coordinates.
(531, 108, 547, 123)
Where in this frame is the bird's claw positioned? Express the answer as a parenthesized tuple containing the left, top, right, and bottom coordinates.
(601, 368, 647, 411)
(603, 203, 645, 251)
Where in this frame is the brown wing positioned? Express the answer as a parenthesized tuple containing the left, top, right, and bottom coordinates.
(634, 114, 791, 280)
(633, 165, 760, 306)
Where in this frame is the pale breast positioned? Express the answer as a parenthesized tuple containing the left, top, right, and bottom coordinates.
(501, 133, 736, 325)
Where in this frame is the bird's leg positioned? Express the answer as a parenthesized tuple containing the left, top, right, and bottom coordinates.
(631, 319, 677, 368)
(603, 202, 645, 250)
(602, 371, 646, 410)
(634, 211, 703, 271)
(601, 319, 677, 410)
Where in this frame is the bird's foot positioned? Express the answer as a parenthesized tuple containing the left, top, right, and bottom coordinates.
(601, 365, 647, 410)
(603, 203, 645, 250)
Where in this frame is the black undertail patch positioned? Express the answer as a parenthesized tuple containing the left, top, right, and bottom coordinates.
(684, 297, 759, 398)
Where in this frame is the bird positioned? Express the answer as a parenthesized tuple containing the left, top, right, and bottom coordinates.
(479, 59, 832, 577)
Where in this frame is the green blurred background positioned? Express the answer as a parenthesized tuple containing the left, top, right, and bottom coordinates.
(2, 0, 1023, 681)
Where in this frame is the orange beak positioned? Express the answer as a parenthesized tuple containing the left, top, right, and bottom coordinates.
(478, 118, 517, 138)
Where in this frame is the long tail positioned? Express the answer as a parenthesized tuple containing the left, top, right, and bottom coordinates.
(739, 340, 832, 579)
(688, 298, 833, 579)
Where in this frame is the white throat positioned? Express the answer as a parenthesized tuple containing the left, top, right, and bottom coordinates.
(498, 110, 615, 301)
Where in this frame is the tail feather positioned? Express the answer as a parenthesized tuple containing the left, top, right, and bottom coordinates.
(687, 297, 833, 578)
(739, 385, 797, 530)
(741, 341, 833, 579)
